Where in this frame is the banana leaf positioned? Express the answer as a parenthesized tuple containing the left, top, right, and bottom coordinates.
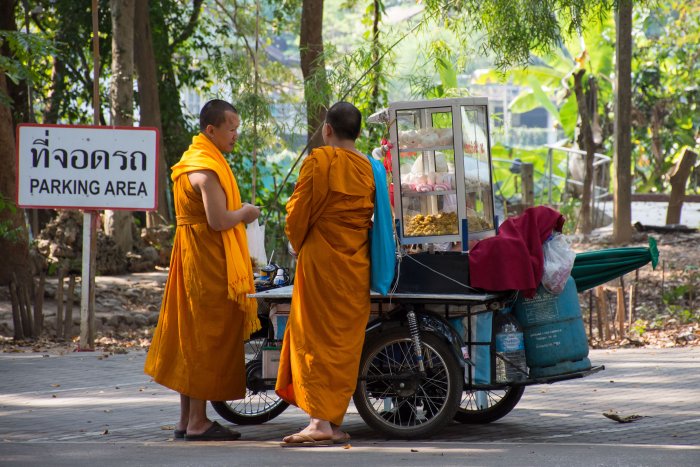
(571, 237, 659, 293)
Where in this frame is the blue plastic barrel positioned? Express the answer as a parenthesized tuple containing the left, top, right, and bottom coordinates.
(513, 276, 591, 378)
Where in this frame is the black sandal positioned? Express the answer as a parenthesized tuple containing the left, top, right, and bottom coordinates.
(184, 421, 241, 441)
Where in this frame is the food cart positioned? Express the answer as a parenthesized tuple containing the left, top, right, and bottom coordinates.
(211, 97, 604, 439)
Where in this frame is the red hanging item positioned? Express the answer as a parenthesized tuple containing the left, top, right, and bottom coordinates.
(469, 206, 565, 298)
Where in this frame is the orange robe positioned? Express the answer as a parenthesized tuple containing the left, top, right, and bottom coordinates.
(144, 134, 259, 401)
(275, 146, 375, 426)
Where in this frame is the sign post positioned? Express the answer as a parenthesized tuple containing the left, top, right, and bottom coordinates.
(15, 124, 159, 349)
(82, 0, 100, 350)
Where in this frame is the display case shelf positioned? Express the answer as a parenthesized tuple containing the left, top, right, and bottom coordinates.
(402, 190, 457, 197)
(399, 145, 454, 153)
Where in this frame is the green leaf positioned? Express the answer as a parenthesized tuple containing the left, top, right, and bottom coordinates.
(436, 56, 458, 90)
(527, 76, 560, 124)
(508, 90, 539, 113)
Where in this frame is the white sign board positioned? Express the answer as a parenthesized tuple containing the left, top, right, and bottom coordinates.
(16, 124, 159, 210)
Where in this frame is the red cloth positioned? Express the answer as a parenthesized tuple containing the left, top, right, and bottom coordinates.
(469, 206, 565, 298)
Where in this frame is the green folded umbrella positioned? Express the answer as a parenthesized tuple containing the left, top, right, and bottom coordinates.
(571, 237, 659, 293)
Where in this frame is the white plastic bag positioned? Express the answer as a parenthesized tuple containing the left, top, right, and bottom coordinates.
(246, 218, 267, 268)
(542, 233, 576, 295)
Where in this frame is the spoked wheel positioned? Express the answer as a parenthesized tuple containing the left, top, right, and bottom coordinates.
(353, 328, 463, 439)
(211, 318, 289, 425)
(454, 385, 524, 424)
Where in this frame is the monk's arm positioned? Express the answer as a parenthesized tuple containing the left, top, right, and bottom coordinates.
(188, 170, 260, 231)
(285, 157, 315, 252)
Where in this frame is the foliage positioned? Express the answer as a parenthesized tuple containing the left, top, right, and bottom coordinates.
(475, 12, 615, 143)
(425, 0, 614, 70)
(204, 0, 302, 265)
(0, 197, 23, 242)
(14, 0, 113, 124)
(631, 2, 700, 192)
(0, 28, 56, 107)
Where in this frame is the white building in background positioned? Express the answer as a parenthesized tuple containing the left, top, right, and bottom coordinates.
(468, 83, 562, 148)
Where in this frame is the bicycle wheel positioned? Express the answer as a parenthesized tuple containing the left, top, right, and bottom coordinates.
(353, 327, 462, 439)
(211, 337, 289, 425)
(453, 385, 524, 424)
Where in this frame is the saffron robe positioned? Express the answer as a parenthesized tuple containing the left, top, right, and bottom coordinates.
(144, 134, 258, 401)
(275, 146, 375, 426)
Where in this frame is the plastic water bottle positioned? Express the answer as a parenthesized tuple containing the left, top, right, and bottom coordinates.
(273, 269, 286, 286)
(495, 312, 528, 383)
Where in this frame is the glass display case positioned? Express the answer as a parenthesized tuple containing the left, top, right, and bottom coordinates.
(387, 97, 496, 248)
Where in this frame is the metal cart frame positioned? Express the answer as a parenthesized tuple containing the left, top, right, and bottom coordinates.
(211, 285, 604, 439)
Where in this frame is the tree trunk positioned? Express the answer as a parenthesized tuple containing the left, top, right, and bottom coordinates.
(0, 3, 34, 337)
(2, 0, 30, 127)
(300, 0, 328, 150)
(666, 149, 698, 225)
(105, 0, 136, 253)
(134, 0, 170, 226)
(0, 22, 32, 290)
(573, 69, 595, 235)
(612, 0, 634, 243)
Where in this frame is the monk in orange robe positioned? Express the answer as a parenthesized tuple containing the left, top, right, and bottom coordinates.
(276, 102, 375, 446)
(144, 99, 261, 441)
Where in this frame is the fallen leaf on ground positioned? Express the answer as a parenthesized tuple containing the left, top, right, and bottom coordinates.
(160, 425, 176, 431)
(603, 410, 646, 423)
(343, 444, 351, 449)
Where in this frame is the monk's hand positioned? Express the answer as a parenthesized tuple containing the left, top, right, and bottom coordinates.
(287, 241, 297, 258)
(239, 203, 261, 224)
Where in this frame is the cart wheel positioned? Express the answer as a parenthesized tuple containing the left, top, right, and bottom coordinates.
(453, 386, 524, 424)
(211, 338, 289, 425)
(353, 328, 462, 439)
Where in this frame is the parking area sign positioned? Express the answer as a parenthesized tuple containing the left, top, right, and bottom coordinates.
(16, 124, 159, 210)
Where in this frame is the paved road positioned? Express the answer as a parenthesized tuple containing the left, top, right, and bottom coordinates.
(1, 348, 699, 466)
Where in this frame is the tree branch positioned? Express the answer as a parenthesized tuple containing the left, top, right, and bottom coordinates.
(170, 0, 204, 51)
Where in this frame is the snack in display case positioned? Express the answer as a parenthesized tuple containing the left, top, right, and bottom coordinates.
(398, 127, 454, 148)
(383, 97, 497, 248)
(404, 212, 459, 237)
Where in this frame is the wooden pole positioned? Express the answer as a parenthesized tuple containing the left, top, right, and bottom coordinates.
(616, 286, 625, 338)
(10, 279, 24, 340)
(56, 269, 64, 338)
(628, 283, 635, 329)
(33, 269, 45, 336)
(80, 212, 98, 349)
(64, 274, 75, 341)
(595, 285, 606, 341)
(23, 286, 34, 337)
(15, 272, 32, 338)
(595, 286, 606, 341)
(521, 162, 534, 208)
(79, 0, 100, 350)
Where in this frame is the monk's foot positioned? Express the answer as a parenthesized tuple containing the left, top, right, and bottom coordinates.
(185, 420, 213, 436)
(282, 426, 333, 444)
(331, 428, 351, 444)
(174, 422, 187, 439)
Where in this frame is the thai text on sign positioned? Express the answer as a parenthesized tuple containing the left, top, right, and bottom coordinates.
(16, 124, 159, 210)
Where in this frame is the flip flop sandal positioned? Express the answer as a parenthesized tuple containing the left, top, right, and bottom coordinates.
(174, 429, 186, 440)
(332, 432, 351, 444)
(184, 421, 241, 441)
(280, 433, 334, 447)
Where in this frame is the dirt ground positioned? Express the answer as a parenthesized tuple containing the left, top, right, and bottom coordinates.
(1, 229, 699, 354)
